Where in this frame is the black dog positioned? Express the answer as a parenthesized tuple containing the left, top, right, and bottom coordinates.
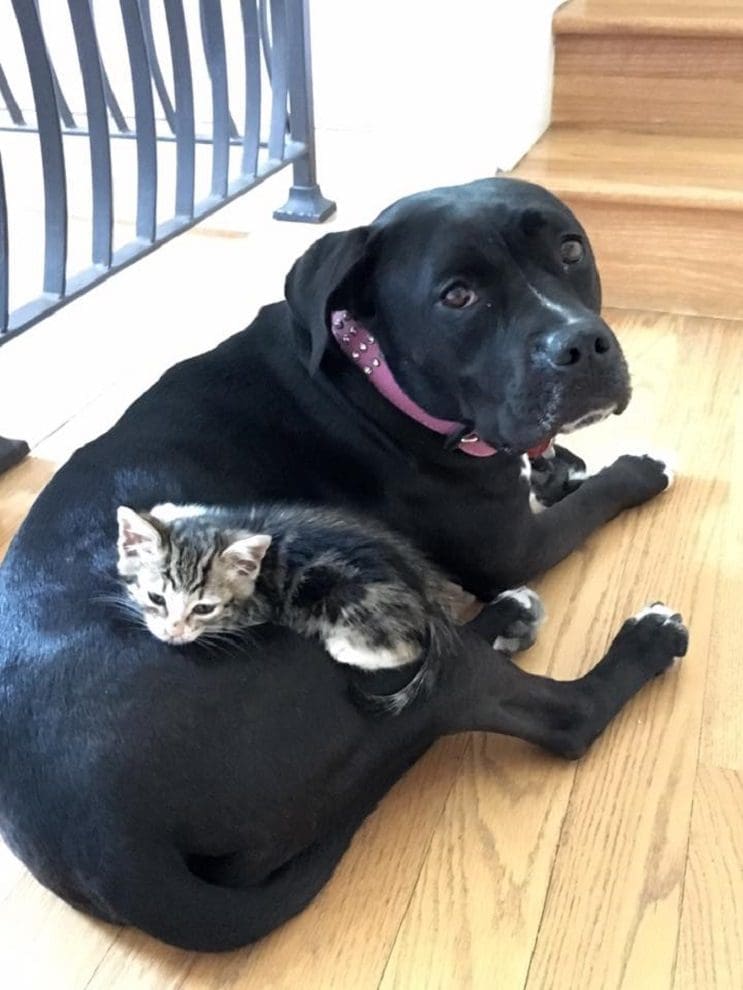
(0, 178, 686, 951)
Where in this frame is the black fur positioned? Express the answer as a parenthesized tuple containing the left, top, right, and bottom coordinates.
(0, 178, 681, 951)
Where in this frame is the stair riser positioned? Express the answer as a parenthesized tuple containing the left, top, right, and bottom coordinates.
(554, 34, 743, 135)
(563, 196, 743, 318)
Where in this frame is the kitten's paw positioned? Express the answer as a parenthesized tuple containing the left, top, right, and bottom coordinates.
(491, 587, 545, 655)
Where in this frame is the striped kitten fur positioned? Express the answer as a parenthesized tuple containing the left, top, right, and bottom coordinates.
(116, 502, 468, 715)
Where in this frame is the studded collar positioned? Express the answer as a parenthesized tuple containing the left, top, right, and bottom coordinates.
(329, 310, 498, 457)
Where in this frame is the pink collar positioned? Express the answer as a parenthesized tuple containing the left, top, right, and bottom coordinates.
(330, 310, 498, 457)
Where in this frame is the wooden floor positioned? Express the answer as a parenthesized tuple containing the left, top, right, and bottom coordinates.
(1, 303, 742, 987)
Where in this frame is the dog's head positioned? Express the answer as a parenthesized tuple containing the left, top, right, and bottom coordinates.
(286, 177, 630, 455)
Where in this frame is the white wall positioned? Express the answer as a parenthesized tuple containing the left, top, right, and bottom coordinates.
(310, 1, 565, 173)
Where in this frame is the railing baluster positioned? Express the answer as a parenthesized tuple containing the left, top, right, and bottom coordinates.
(199, 0, 230, 198)
(32, 0, 77, 131)
(259, 0, 273, 81)
(68, 0, 113, 269)
(267, 0, 288, 162)
(0, 152, 9, 332)
(138, 0, 177, 135)
(0, 64, 26, 126)
(240, 0, 261, 178)
(11, 0, 68, 297)
(101, 65, 131, 134)
(163, 0, 195, 219)
(119, 0, 157, 243)
(273, 0, 335, 221)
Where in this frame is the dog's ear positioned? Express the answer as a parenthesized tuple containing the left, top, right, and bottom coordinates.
(285, 226, 374, 374)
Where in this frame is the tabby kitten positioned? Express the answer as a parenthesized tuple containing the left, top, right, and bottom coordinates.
(116, 502, 467, 714)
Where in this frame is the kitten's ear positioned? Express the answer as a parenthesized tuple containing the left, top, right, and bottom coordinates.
(222, 534, 272, 578)
(117, 506, 164, 559)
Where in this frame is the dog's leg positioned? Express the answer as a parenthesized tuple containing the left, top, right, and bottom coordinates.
(529, 443, 588, 509)
(439, 604, 687, 758)
(468, 588, 545, 654)
(513, 452, 672, 583)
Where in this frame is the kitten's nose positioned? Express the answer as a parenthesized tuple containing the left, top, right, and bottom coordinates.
(167, 621, 186, 639)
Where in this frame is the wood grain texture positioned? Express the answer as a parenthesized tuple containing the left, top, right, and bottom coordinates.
(556, 0, 743, 37)
(553, 43, 743, 136)
(512, 129, 743, 205)
(675, 768, 743, 989)
(1, 310, 741, 988)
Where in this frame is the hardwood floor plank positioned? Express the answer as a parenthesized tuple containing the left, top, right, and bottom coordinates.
(698, 355, 743, 771)
(674, 768, 743, 989)
(0, 872, 119, 990)
(378, 736, 577, 990)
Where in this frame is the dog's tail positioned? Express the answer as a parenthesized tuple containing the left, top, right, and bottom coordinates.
(99, 827, 354, 952)
(351, 615, 456, 718)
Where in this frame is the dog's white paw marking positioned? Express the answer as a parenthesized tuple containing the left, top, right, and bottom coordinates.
(521, 456, 549, 514)
(496, 586, 543, 615)
(493, 636, 521, 654)
(566, 466, 588, 484)
(529, 492, 547, 514)
(631, 602, 675, 623)
(491, 588, 546, 653)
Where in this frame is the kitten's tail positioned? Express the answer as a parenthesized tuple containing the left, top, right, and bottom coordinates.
(350, 615, 454, 718)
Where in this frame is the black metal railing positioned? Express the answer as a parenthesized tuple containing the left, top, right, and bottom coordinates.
(0, 0, 334, 346)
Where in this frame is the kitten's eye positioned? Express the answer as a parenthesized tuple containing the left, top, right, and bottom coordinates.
(148, 592, 165, 607)
(191, 603, 217, 616)
(440, 283, 478, 309)
(560, 238, 584, 265)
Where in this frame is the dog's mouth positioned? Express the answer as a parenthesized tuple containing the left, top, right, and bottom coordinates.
(559, 405, 617, 434)
(468, 356, 633, 455)
(473, 400, 624, 456)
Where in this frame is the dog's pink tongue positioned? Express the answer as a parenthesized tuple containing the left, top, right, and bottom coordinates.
(527, 439, 552, 458)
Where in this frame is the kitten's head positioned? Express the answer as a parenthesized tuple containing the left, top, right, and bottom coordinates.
(116, 506, 271, 645)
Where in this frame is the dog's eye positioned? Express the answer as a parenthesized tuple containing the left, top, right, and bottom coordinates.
(441, 284, 478, 309)
(191, 602, 217, 616)
(560, 238, 584, 265)
(148, 592, 165, 607)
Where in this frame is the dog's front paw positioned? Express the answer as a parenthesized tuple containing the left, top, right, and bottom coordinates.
(604, 452, 674, 508)
(491, 586, 545, 654)
(614, 602, 689, 676)
(530, 444, 588, 508)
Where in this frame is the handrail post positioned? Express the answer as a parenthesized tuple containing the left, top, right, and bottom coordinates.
(273, 0, 335, 222)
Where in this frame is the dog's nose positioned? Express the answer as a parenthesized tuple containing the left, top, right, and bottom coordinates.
(542, 326, 614, 368)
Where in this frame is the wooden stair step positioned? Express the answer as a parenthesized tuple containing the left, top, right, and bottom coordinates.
(556, 0, 743, 38)
(511, 128, 743, 318)
(554, 0, 743, 135)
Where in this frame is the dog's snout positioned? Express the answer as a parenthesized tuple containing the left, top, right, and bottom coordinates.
(541, 326, 614, 369)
